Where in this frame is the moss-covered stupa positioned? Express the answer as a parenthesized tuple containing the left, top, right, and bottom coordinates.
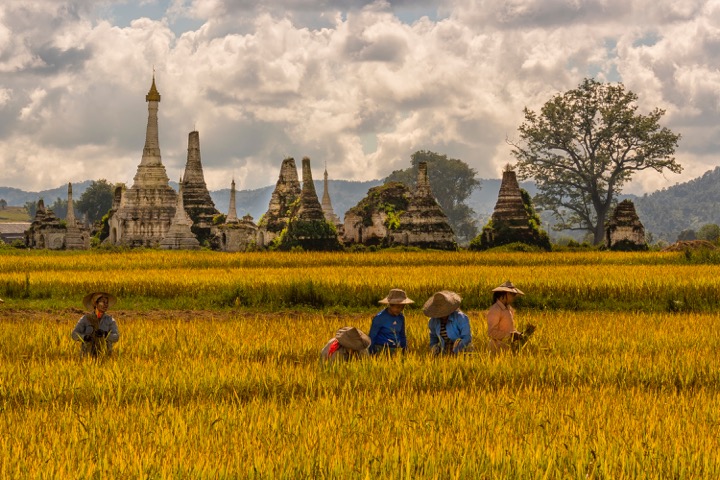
(343, 162, 456, 250)
(278, 157, 342, 251)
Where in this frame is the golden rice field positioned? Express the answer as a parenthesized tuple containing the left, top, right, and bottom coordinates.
(1, 249, 719, 478)
(0, 248, 719, 311)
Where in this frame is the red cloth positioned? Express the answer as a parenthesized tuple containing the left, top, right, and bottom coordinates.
(327, 339, 341, 357)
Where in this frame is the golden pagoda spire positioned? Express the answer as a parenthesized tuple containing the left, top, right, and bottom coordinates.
(146, 72, 161, 102)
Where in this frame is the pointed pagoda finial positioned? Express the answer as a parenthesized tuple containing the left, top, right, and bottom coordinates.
(146, 72, 161, 102)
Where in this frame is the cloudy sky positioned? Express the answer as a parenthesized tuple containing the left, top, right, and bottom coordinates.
(1, 0, 719, 193)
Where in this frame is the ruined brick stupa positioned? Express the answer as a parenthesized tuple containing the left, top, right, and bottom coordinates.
(343, 182, 410, 246)
(216, 179, 259, 252)
(343, 162, 456, 250)
(471, 166, 549, 250)
(279, 157, 342, 251)
(257, 157, 302, 246)
(606, 199, 647, 251)
(296, 157, 326, 221)
(181, 130, 220, 243)
(401, 162, 456, 249)
(106, 76, 177, 247)
(25, 184, 90, 250)
(159, 180, 200, 250)
(25, 199, 65, 249)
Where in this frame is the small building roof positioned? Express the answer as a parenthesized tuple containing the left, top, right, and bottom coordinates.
(0, 223, 30, 235)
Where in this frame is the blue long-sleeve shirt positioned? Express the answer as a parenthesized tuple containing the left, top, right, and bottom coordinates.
(428, 310, 472, 354)
(368, 308, 407, 351)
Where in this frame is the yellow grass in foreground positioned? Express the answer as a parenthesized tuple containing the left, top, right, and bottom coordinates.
(1, 310, 719, 478)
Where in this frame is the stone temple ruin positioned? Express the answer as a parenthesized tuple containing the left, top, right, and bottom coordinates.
(106, 76, 178, 247)
(23, 76, 354, 252)
(215, 179, 259, 252)
(605, 199, 647, 251)
(343, 162, 457, 250)
(181, 131, 221, 243)
(257, 157, 341, 251)
(26, 199, 65, 249)
(27, 75, 479, 252)
(471, 166, 550, 250)
(159, 179, 201, 250)
(104, 77, 225, 249)
(25, 184, 90, 250)
(256, 157, 302, 247)
(98, 76, 348, 251)
(63, 183, 91, 250)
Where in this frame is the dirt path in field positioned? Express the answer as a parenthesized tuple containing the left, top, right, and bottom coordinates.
(0, 308, 373, 323)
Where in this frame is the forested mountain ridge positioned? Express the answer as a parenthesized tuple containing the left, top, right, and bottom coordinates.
(633, 167, 720, 242)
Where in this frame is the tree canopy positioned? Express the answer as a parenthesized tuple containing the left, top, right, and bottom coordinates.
(511, 78, 681, 244)
(697, 224, 720, 243)
(48, 198, 69, 220)
(24, 201, 37, 219)
(633, 167, 720, 242)
(385, 150, 481, 242)
(76, 179, 114, 224)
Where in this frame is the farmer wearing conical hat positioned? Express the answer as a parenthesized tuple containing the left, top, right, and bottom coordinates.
(368, 289, 414, 355)
(71, 291, 120, 357)
(487, 281, 535, 353)
(320, 326, 371, 363)
(424, 290, 472, 355)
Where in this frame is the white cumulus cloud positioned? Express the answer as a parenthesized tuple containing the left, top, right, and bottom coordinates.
(0, 0, 717, 198)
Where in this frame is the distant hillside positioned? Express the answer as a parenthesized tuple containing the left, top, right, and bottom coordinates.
(0, 181, 94, 207)
(208, 180, 384, 221)
(634, 166, 720, 242)
(1, 178, 513, 222)
(0, 206, 31, 222)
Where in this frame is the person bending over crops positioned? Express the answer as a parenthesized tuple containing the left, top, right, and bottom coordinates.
(320, 326, 371, 363)
(71, 291, 120, 357)
(368, 288, 414, 355)
(425, 291, 472, 355)
(487, 281, 535, 353)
